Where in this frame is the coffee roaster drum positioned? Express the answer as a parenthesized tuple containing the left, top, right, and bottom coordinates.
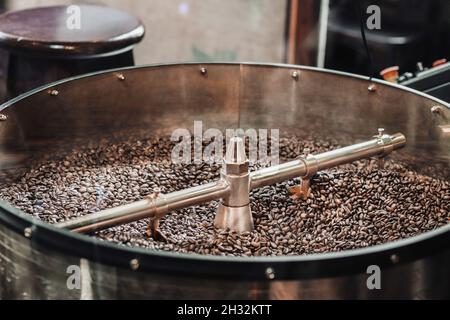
(0, 63, 449, 299)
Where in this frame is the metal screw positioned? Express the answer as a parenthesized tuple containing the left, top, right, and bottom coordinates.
(130, 258, 140, 270)
(390, 254, 400, 264)
(48, 89, 59, 96)
(24, 227, 32, 238)
(377, 128, 385, 137)
(368, 83, 377, 92)
(200, 67, 207, 76)
(291, 71, 299, 80)
(116, 73, 125, 81)
(265, 267, 275, 280)
(0, 114, 7, 121)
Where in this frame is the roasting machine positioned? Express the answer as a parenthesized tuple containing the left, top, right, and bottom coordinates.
(0, 63, 449, 299)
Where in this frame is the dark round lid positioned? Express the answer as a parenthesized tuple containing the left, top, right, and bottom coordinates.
(0, 5, 145, 57)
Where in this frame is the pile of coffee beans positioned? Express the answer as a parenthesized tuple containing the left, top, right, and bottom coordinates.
(0, 136, 448, 256)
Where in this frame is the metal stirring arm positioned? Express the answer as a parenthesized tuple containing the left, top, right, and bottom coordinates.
(55, 131, 406, 235)
(56, 180, 230, 234)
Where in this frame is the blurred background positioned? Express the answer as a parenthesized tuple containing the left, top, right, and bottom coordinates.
(1, 0, 288, 64)
(1, 0, 450, 100)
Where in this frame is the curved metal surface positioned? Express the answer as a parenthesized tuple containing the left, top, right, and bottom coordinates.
(0, 63, 449, 299)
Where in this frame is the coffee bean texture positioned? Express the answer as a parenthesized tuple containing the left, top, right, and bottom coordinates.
(0, 136, 448, 256)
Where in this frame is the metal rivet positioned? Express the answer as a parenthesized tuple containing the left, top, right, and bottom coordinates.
(24, 227, 32, 238)
(291, 71, 299, 80)
(200, 67, 207, 76)
(368, 83, 377, 92)
(48, 89, 59, 96)
(130, 258, 140, 270)
(377, 128, 385, 137)
(116, 73, 125, 81)
(431, 105, 444, 115)
(390, 254, 400, 264)
(0, 114, 7, 121)
(265, 267, 275, 280)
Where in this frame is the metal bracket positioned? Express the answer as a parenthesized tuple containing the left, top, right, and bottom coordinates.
(288, 149, 318, 200)
(145, 189, 167, 241)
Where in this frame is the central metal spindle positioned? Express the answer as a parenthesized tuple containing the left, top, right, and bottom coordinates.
(214, 136, 253, 232)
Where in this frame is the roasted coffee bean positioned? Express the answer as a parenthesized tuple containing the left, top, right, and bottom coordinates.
(0, 136, 448, 257)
